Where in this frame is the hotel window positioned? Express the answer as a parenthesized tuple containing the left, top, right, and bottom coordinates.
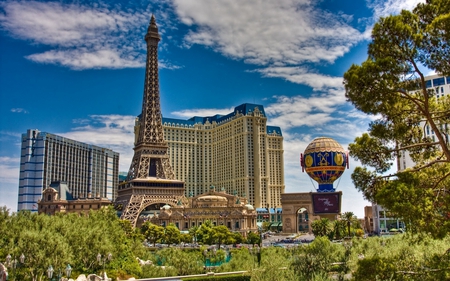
(433, 77, 445, 86)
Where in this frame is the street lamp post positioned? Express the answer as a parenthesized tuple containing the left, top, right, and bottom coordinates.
(256, 246, 261, 266)
(65, 264, 72, 280)
(251, 246, 261, 267)
(46, 264, 72, 281)
(97, 253, 112, 281)
(5, 253, 25, 281)
(202, 250, 208, 272)
(47, 265, 54, 280)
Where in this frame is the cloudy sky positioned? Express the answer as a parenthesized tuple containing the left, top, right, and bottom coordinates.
(0, 0, 424, 217)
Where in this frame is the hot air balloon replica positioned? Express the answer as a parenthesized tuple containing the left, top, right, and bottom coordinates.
(301, 137, 348, 214)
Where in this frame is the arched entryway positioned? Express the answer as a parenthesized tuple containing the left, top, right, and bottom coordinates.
(297, 207, 309, 233)
(136, 202, 174, 227)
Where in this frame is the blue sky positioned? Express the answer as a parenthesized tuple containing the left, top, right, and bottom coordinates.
(0, 0, 424, 217)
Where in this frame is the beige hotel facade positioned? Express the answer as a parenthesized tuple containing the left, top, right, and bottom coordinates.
(133, 103, 284, 209)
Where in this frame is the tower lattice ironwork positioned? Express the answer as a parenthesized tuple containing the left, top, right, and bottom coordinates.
(116, 15, 185, 226)
(127, 15, 175, 181)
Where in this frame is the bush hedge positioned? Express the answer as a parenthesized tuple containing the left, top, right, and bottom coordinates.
(183, 274, 250, 281)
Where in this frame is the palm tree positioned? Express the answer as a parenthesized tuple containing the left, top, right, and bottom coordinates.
(332, 220, 346, 240)
(311, 218, 330, 237)
(342, 212, 355, 237)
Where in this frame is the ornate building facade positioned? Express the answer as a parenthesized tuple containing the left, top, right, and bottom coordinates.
(18, 129, 119, 212)
(157, 104, 284, 209)
(37, 181, 112, 215)
(149, 186, 258, 236)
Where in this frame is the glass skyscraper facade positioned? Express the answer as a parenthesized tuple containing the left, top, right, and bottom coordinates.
(18, 129, 119, 211)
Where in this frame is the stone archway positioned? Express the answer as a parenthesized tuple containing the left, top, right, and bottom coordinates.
(136, 201, 174, 227)
(116, 193, 181, 227)
(281, 192, 318, 234)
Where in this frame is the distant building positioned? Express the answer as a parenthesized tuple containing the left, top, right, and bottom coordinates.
(398, 74, 450, 171)
(134, 103, 285, 209)
(18, 129, 119, 211)
(149, 186, 257, 237)
(364, 205, 374, 233)
(37, 181, 112, 215)
(372, 204, 405, 234)
(256, 207, 283, 227)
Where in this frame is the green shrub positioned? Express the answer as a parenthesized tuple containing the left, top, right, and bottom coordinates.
(349, 234, 450, 281)
(183, 274, 250, 281)
(290, 236, 345, 280)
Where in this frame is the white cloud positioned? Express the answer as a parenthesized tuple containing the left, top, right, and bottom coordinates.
(0, 0, 423, 73)
(264, 91, 345, 130)
(0, 156, 20, 184)
(171, 107, 235, 118)
(0, 183, 18, 213)
(368, 0, 425, 20)
(11, 108, 28, 114)
(0, 1, 149, 69)
(256, 67, 344, 91)
(0, 156, 20, 212)
(173, 0, 364, 66)
(27, 48, 144, 70)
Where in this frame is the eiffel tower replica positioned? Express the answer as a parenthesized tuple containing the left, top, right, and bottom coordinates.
(116, 15, 185, 227)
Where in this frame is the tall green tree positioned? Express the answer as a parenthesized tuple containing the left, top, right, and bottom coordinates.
(212, 225, 231, 248)
(343, 0, 450, 238)
(246, 232, 261, 246)
(226, 231, 244, 245)
(0, 207, 143, 280)
(197, 220, 214, 245)
(142, 222, 165, 246)
(164, 224, 181, 245)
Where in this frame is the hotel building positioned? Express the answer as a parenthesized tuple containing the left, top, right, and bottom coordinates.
(18, 129, 119, 211)
(134, 103, 285, 209)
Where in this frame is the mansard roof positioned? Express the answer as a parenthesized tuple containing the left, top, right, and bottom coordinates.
(160, 103, 282, 136)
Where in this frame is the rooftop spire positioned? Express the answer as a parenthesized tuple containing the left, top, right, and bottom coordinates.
(145, 14, 160, 43)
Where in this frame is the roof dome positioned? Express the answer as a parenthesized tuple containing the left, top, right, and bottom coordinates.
(161, 204, 171, 210)
(197, 195, 227, 202)
(245, 204, 254, 211)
